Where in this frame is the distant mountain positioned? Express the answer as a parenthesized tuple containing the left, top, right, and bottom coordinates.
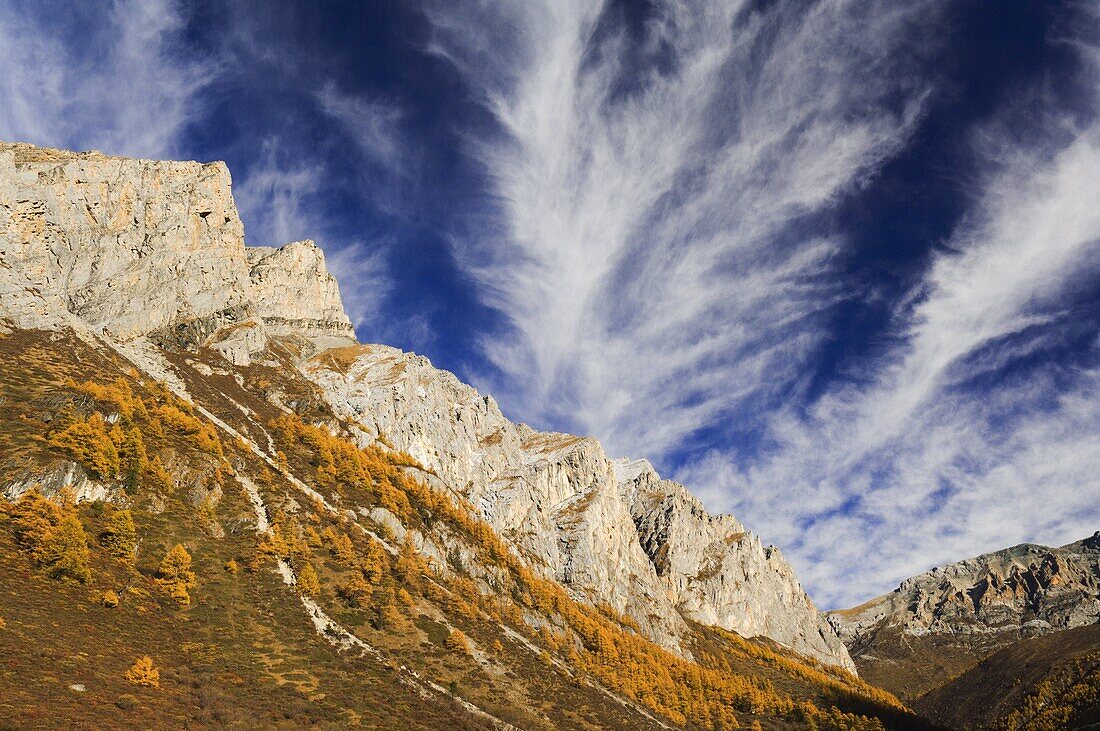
(828, 534, 1100, 700)
(0, 140, 923, 729)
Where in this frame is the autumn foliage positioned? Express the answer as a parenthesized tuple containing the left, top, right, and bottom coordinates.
(125, 656, 160, 688)
(268, 413, 914, 731)
(8, 488, 91, 583)
(156, 544, 196, 605)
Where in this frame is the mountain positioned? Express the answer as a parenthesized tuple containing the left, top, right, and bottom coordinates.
(828, 534, 1100, 700)
(914, 623, 1100, 731)
(0, 140, 924, 729)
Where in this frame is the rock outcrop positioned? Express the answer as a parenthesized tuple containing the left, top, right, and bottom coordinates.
(618, 458, 851, 669)
(0, 142, 354, 351)
(246, 240, 355, 342)
(830, 535, 1100, 644)
(827, 533, 1100, 697)
(0, 139, 854, 672)
(0, 142, 252, 339)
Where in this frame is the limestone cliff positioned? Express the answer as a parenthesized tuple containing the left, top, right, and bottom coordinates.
(0, 140, 854, 672)
(830, 534, 1100, 643)
(618, 458, 851, 669)
(246, 240, 355, 341)
(0, 142, 354, 350)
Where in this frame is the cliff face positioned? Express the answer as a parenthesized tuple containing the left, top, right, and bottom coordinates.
(0, 142, 251, 339)
(830, 535, 1100, 643)
(618, 459, 850, 668)
(246, 240, 354, 341)
(0, 142, 355, 349)
(0, 140, 854, 672)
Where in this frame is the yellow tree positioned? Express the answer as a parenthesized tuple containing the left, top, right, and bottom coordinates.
(118, 427, 147, 490)
(99, 508, 138, 564)
(360, 540, 387, 585)
(446, 629, 470, 655)
(48, 413, 120, 480)
(296, 562, 320, 596)
(394, 537, 421, 590)
(125, 656, 160, 687)
(339, 572, 373, 608)
(38, 514, 92, 583)
(157, 544, 196, 605)
(9, 487, 61, 555)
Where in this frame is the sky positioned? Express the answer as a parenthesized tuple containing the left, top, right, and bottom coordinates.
(1, 0, 1098, 609)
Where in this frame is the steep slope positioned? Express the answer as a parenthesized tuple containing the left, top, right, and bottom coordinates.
(0, 140, 925, 729)
(828, 536, 1100, 700)
(303, 343, 853, 670)
(915, 623, 1100, 731)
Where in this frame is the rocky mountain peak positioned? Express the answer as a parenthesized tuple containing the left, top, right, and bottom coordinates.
(246, 239, 355, 342)
(827, 532, 1100, 697)
(0, 141, 354, 353)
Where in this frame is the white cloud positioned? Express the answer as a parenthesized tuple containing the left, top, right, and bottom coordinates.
(232, 139, 388, 330)
(316, 81, 406, 178)
(428, 0, 1100, 609)
(0, 0, 211, 158)
(681, 63, 1100, 608)
(426, 0, 941, 460)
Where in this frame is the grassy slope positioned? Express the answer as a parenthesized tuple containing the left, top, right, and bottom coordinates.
(914, 624, 1100, 731)
(0, 328, 933, 730)
(843, 622, 1018, 702)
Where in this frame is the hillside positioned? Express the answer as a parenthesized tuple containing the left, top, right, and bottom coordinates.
(0, 140, 929, 729)
(828, 536, 1100, 701)
(916, 623, 1100, 730)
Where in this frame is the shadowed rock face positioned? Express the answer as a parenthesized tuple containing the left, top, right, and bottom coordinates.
(828, 533, 1100, 697)
(0, 139, 855, 672)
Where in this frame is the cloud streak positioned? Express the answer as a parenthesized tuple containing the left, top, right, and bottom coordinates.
(683, 19, 1100, 606)
(427, 0, 1100, 607)
(426, 0, 941, 460)
(0, 0, 211, 158)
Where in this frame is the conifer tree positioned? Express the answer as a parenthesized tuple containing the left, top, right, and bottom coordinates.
(446, 629, 470, 655)
(99, 508, 138, 564)
(394, 538, 421, 590)
(125, 656, 160, 687)
(9, 487, 61, 555)
(156, 544, 196, 605)
(48, 413, 120, 480)
(146, 455, 174, 493)
(360, 540, 387, 585)
(372, 588, 406, 630)
(296, 562, 320, 596)
(339, 572, 373, 608)
(39, 514, 92, 583)
(118, 428, 147, 490)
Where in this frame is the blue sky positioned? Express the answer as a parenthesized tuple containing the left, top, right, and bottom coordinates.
(2, 0, 1098, 609)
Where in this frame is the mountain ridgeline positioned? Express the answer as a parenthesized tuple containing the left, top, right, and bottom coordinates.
(828, 533, 1100, 703)
(0, 140, 926, 730)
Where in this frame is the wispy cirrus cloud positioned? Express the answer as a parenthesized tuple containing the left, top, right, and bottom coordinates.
(424, 0, 941, 458)
(425, 0, 1100, 608)
(0, 0, 211, 158)
(683, 18, 1100, 606)
(232, 138, 389, 330)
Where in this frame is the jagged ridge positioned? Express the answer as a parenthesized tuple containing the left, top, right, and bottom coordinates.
(828, 533, 1100, 699)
